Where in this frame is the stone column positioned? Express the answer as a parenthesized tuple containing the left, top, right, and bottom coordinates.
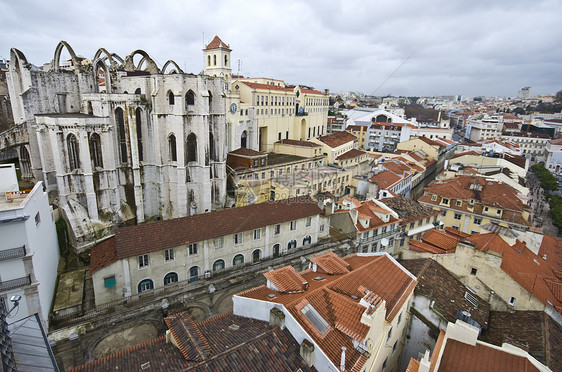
(78, 131, 99, 220)
(127, 108, 144, 223)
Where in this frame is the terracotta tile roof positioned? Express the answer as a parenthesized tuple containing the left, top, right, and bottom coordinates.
(538, 234, 562, 271)
(368, 170, 402, 190)
(417, 136, 444, 148)
(422, 230, 460, 251)
(204, 35, 231, 51)
(350, 200, 401, 233)
(310, 252, 351, 274)
(164, 313, 211, 361)
(346, 125, 368, 132)
(500, 241, 562, 313)
(405, 358, 420, 372)
(550, 138, 562, 145)
(317, 131, 357, 148)
(438, 339, 541, 372)
(228, 148, 266, 157)
(336, 148, 366, 161)
(264, 266, 308, 293)
(69, 312, 312, 372)
(452, 150, 481, 159)
(430, 331, 445, 372)
(301, 88, 324, 95)
(238, 252, 417, 371)
(240, 81, 293, 92)
(90, 197, 323, 273)
(419, 175, 529, 215)
(443, 227, 470, 239)
(382, 161, 412, 175)
(465, 232, 511, 255)
(275, 139, 321, 148)
(401, 259, 490, 329)
(381, 195, 440, 224)
(89, 237, 117, 274)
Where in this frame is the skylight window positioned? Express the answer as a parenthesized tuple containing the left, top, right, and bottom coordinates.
(301, 303, 330, 335)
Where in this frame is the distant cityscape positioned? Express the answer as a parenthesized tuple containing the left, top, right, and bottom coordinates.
(0, 36, 560, 372)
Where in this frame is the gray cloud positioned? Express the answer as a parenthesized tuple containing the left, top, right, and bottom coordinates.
(1, 0, 561, 97)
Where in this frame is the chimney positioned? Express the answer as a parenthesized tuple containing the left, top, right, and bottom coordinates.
(269, 307, 285, 329)
(340, 347, 346, 371)
(300, 339, 315, 367)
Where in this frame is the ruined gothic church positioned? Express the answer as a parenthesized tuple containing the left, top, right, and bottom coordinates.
(6, 41, 228, 252)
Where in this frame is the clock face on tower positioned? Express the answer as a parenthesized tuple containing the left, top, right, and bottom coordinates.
(230, 103, 238, 114)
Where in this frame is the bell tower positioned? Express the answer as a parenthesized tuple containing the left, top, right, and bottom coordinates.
(203, 35, 232, 82)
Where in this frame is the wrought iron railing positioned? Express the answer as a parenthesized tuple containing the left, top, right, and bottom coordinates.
(0, 275, 31, 291)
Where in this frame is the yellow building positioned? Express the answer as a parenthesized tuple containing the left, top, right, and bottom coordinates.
(346, 125, 368, 149)
(202, 35, 330, 153)
(417, 175, 531, 234)
(396, 136, 445, 161)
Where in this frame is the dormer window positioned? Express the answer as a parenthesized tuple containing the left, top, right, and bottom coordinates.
(442, 198, 449, 205)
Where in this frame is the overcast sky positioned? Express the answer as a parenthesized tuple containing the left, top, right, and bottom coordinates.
(1, 0, 561, 98)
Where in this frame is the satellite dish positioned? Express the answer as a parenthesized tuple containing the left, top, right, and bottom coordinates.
(381, 238, 389, 247)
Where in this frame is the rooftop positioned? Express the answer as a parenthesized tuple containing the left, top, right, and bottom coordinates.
(275, 139, 321, 148)
(69, 312, 311, 372)
(237, 252, 417, 371)
(317, 131, 357, 148)
(90, 196, 323, 273)
(381, 195, 441, 224)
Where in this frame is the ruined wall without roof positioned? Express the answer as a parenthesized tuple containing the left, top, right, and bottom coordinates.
(5, 42, 228, 253)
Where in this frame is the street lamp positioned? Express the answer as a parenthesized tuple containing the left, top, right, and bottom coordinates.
(6, 295, 22, 316)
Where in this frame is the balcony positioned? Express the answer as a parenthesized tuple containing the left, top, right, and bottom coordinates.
(0, 275, 31, 291)
(0, 246, 26, 261)
(296, 111, 308, 117)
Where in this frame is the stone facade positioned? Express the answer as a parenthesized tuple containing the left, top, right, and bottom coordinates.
(6, 42, 227, 252)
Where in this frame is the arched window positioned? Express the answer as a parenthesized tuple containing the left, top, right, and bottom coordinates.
(138, 279, 154, 293)
(288, 239, 297, 250)
(233, 254, 244, 266)
(163, 272, 178, 285)
(168, 90, 175, 105)
(115, 108, 127, 163)
(188, 266, 199, 282)
(252, 249, 261, 263)
(168, 134, 177, 162)
(213, 259, 225, 272)
(241, 131, 247, 148)
(135, 88, 141, 94)
(224, 55, 228, 66)
(303, 235, 312, 245)
(185, 90, 195, 108)
(213, 54, 217, 66)
(67, 134, 80, 170)
(186, 133, 197, 164)
(207, 55, 211, 66)
(272, 244, 280, 258)
(209, 132, 216, 161)
(89, 133, 103, 168)
(136, 108, 143, 162)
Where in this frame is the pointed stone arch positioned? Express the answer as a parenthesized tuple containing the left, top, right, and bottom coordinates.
(53, 41, 80, 72)
(161, 60, 184, 74)
(123, 49, 160, 74)
(9, 48, 31, 92)
(92, 58, 111, 93)
(93, 48, 121, 69)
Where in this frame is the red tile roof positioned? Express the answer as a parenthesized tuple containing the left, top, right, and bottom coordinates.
(309, 252, 351, 274)
(336, 148, 366, 161)
(228, 147, 266, 157)
(408, 229, 461, 254)
(240, 81, 292, 92)
(264, 266, 308, 293)
(204, 35, 231, 51)
(368, 170, 402, 190)
(90, 197, 323, 273)
(275, 139, 321, 148)
(438, 339, 540, 372)
(237, 252, 417, 371)
(317, 131, 357, 148)
(69, 312, 312, 372)
(465, 232, 511, 255)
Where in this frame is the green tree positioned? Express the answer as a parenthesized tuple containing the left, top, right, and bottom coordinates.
(531, 164, 558, 191)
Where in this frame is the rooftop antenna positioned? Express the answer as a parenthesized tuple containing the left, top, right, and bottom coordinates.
(202, 32, 205, 47)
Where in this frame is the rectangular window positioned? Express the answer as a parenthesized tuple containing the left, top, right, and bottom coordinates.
(509, 297, 516, 306)
(235, 232, 243, 245)
(274, 224, 281, 235)
(392, 340, 397, 354)
(104, 276, 116, 288)
(471, 267, 477, 275)
(214, 237, 223, 250)
(188, 243, 198, 255)
(386, 327, 392, 343)
(139, 254, 149, 268)
(442, 198, 449, 205)
(409, 222, 415, 229)
(35, 212, 41, 226)
(398, 312, 402, 324)
(305, 217, 312, 227)
(454, 213, 462, 220)
(253, 228, 261, 240)
(456, 200, 462, 206)
(431, 195, 437, 201)
(290, 221, 297, 231)
(165, 248, 174, 261)
(474, 217, 482, 225)
(320, 225, 325, 232)
(441, 210, 447, 217)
